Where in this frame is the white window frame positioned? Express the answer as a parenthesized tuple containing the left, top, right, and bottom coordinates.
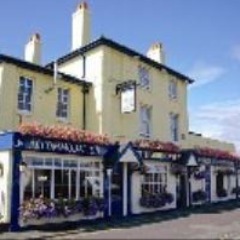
(169, 79, 177, 100)
(140, 105, 152, 138)
(22, 154, 103, 201)
(170, 113, 179, 142)
(56, 88, 70, 120)
(138, 65, 150, 89)
(17, 76, 33, 114)
(141, 165, 167, 196)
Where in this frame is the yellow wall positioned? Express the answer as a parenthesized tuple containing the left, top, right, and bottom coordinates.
(0, 62, 84, 131)
(187, 133, 235, 152)
(101, 46, 189, 145)
(52, 44, 236, 153)
(59, 47, 105, 134)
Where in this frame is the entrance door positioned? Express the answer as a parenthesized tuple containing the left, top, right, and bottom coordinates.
(216, 172, 224, 196)
(111, 171, 123, 217)
(177, 174, 187, 208)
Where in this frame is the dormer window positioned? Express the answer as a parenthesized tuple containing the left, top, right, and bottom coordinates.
(138, 66, 150, 89)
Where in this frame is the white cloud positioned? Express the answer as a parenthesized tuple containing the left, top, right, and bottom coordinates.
(190, 99, 240, 153)
(187, 62, 226, 88)
(232, 44, 240, 61)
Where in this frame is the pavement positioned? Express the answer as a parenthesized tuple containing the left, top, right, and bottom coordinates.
(1, 201, 240, 239)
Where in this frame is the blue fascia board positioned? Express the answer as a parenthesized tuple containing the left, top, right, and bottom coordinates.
(0, 132, 15, 151)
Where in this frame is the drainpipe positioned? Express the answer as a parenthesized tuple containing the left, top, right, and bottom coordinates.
(82, 54, 87, 130)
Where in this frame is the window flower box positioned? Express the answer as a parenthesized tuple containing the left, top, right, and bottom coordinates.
(193, 171, 206, 180)
(19, 196, 106, 224)
(139, 192, 174, 208)
(217, 189, 228, 198)
(192, 190, 207, 202)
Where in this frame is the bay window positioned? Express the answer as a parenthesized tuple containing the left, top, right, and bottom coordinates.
(22, 155, 102, 201)
(141, 166, 167, 196)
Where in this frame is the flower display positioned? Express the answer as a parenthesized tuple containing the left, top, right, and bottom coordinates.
(19, 196, 106, 223)
(18, 122, 111, 145)
(232, 187, 240, 195)
(195, 147, 240, 161)
(170, 164, 186, 175)
(192, 190, 207, 202)
(129, 163, 150, 175)
(216, 169, 235, 176)
(132, 139, 180, 153)
(217, 188, 228, 198)
(193, 171, 206, 180)
(139, 192, 174, 208)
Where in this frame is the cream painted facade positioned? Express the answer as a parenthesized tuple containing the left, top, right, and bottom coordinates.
(57, 42, 235, 153)
(58, 44, 190, 147)
(0, 1, 236, 153)
(0, 61, 87, 132)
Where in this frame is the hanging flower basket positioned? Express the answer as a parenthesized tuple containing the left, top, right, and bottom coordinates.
(193, 171, 206, 180)
(170, 164, 185, 175)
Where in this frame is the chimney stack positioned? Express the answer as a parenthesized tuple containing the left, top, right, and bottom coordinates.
(147, 42, 165, 64)
(72, 1, 90, 51)
(24, 33, 41, 65)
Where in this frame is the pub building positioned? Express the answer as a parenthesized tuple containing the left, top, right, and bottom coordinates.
(0, 123, 239, 231)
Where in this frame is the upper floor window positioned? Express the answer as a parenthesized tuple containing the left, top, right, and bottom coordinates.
(56, 88, 69, 120)
(140, 105, 152, 138)
(170, 113, 179, 142)
(18, 76, 33, 112)
(169, 79, 177, 99)
(138, 66, 150, 89)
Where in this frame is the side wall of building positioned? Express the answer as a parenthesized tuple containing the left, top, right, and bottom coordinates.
(187, 133, 236, 153)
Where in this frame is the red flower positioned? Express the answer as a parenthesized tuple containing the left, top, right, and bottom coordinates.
(132, 139, 180, 153)
(18, 122, 111, 145)
(195, 147, 240, 161)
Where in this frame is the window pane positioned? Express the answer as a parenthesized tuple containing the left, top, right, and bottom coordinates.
(34, 169, 51, 198)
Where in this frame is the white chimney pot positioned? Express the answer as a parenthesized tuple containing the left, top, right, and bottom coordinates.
(24, 33, 41, 65)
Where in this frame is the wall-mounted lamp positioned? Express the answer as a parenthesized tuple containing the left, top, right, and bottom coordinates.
(19, 161, 28, 173)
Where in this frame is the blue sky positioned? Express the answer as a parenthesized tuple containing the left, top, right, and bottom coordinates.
(0, 0, 239, 152)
